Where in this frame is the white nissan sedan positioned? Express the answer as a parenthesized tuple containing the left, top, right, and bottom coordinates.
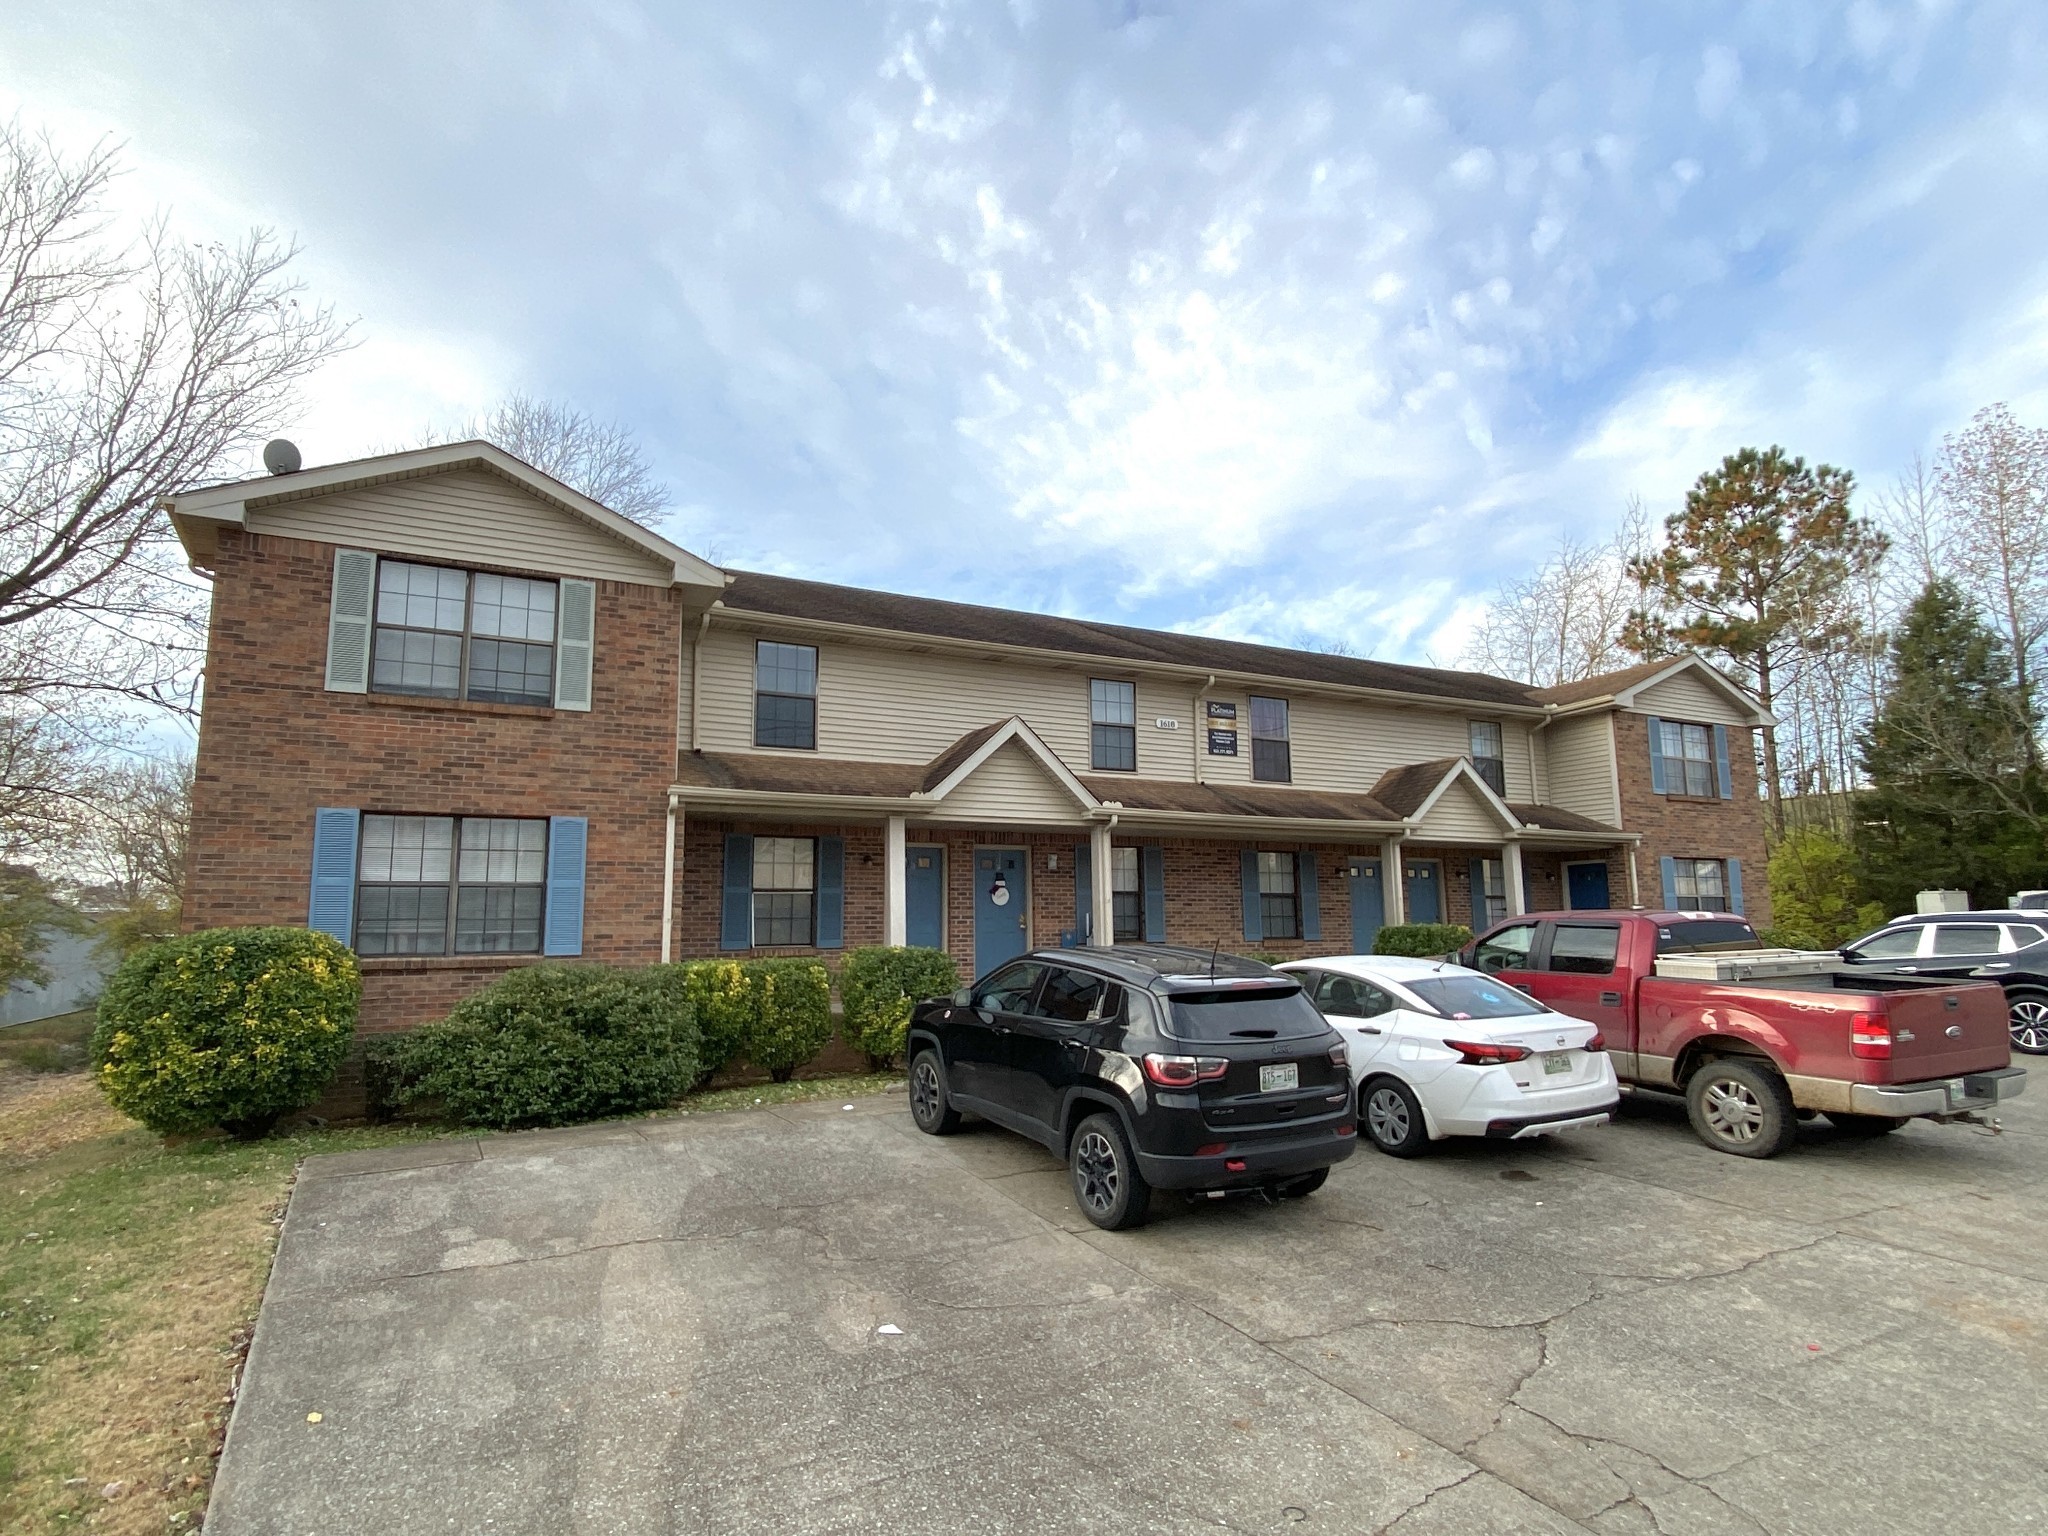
(1277, 955, 1620, 1156)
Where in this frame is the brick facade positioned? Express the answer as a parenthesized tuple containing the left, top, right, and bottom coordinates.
(1611, 711, 1772, 926)
(185, 530, 682, 1034)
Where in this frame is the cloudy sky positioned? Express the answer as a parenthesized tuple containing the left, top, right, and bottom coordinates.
(6, 1, 2046, 665)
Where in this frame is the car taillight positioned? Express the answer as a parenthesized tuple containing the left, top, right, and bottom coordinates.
(1585, 1031, 1607, 1053)
(1328, 1041, 1349, 1071)
(1142, 1053, 1230, 1088)
(1444, 1039, 1534, 1066)
(1849, 1013, 1891, 1060)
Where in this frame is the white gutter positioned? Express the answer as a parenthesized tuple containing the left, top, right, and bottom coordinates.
(1192, 673, 1216, 784)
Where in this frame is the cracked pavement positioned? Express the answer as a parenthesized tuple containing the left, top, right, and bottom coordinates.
(207, 1087, 2048, 1534)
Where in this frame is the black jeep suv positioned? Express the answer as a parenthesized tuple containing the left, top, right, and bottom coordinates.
(906, 945, 1357, 1230)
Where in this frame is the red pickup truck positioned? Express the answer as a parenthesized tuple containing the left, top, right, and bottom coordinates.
(1458, 910, 2025, 1157)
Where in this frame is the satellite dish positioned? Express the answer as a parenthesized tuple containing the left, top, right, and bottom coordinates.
(262, 439, 302, 475)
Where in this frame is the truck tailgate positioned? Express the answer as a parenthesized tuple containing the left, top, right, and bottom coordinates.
(1877, 982, 2010, 1079)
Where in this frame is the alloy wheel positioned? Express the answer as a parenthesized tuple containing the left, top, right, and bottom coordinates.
(911, 1059, 942, 1125)
(1074, 1131, 1121, 1216)
(1367, 1086, 1410, 1145)
(2010, 998, 2048, 1054)
(1700, 1077, 1765, 1143)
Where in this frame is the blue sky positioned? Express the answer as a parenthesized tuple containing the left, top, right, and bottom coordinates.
(6, 1, 2046, 666)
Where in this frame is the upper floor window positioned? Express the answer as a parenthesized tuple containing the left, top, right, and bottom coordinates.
(1091, 679, 1136, 772)
(1250, 696, 1291, 783)
(355, 813, 548, 956)
(1468, 720, 1506, 796)
(372, 560, 557, 707)
(1256, 850, 1299, 939)
(1110, 846, 1143, 942)
(1657, 720, 1719, 797)
(754, 641, 818, 750)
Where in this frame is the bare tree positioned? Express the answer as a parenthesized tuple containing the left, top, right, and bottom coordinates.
(440, 395, 669, 524)
(1932, 404, 2048, 759)
(1461, 502, 1649, 685)
(0, 119, 345, 851)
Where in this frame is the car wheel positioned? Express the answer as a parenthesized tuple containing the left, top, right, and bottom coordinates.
(1068, 1112, 1152, 1231)
(1825, 1111, 1903, 1137)
(2007, 989, 2048, 1055)
(1361, 1077, 1430, 1158)
(1685, 1057, 1797, 1158)
(1273, 1168, 1329, 1199)
(908, 1049, 961, 1136)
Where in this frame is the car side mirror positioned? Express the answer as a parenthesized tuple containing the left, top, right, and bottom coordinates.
(1456, 946, 1475, 968)
(951, 986, 974, 1008)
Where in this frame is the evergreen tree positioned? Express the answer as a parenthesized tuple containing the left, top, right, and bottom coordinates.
(1626, 447, 1886, 832)
(1852, 580, 2046, 910)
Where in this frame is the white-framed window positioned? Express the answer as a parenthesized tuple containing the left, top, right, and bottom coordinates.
(754, 642, 818, 750)
(1468, 720, 1506, 796)
(1257, 850, 1299, 939)
(1111, 846, 1143, 943)
(1658, 721, 1719, 797)
(752, 836, 817, 945)
(1475, 857, 1507, 926)
(371, 560, 558, 706)
(1250, 696, 1291, 783)
(1671, 857, 1729, 911)
(1091, 679, 1137, 771)
(355, 814, 548, 955)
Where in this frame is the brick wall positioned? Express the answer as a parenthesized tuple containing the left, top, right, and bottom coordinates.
(1612, 711, 1772, 925)
(187, 530, 681, 1035)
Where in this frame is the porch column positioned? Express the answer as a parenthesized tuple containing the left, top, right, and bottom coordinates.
(661, 793, 681, 964)
(1382, 835, 1407, 927)
(1090, 820, 1115, 944)
(1503, 839, 1526, 917)
(884, 815, 908, 947)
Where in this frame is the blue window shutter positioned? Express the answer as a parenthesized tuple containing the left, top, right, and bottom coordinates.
(1646, 716, 1667, 794)
(1241, 850, 1262, 943)
(720, 836, 754, 950)
(1468, 858, 1488, 928)
(1726, 858, 1744, 915)
(1142, 845, 1167, 943)
(543, 817, 588, 956)
(1297, 853, 1320, 942)
(307, 808, 360, 943)
(816, 836, 845, 949)
(1074, 842, 1091, 942)
(1659, 855, 1678, 910)
(1713, 724, 1734, 799)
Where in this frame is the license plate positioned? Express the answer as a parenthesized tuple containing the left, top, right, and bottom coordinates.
(1542, 1052, 1573, 1076)
(1259, 1063, 1299, 1094)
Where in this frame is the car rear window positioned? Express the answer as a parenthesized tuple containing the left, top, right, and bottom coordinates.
(1654, 920, 1760, 954)
(1405, 976, 1545, 1019)
(1165, 987, 1328, 1042)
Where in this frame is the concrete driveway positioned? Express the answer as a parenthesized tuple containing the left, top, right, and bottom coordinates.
(208, 1087, 2048, 1535)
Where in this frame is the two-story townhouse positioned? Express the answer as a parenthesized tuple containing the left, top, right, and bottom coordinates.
(168, 442, 1771, 1068)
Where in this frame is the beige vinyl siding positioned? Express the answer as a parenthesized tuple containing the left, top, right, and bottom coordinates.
(1544, 714, 1621, 826)
(245, 469, 674, 586)
(1632, 670, 1751, 727)
(1410, 778, 1508, 843)
(926, 742, 1081, 824)
(1205, 692, 1538, 799)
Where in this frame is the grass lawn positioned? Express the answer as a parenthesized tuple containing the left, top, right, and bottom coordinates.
(0, 1066, 901, 1535)
(0, 1014, 94, 1078)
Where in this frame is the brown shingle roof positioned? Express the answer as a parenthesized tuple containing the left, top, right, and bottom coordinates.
(720, 570, 1540, 708)
(1528, 659, 1678, 705)
(1507, 803, 1621, 834)
(917, 722, 1005, 792)
(1367, 758, 1465, 817)
(673, 752, 925, 798)
(1080, 777, 1400, 823)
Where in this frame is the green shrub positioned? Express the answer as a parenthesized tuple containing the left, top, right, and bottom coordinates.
(1372, 923, 1474, 959)
(389, 963, 697, 1130)
(678, 959, 754, 1083)
(742, 958, 832, 1082)
(839, 946, 959, 1070)
(91, 926, 360, 1139)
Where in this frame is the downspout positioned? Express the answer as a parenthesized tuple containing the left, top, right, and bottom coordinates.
(1529, 702, 1558, 803)
(688, 608, 714, 752)
(661, 790, 679, 963)
(1192, 674, 1215, 784)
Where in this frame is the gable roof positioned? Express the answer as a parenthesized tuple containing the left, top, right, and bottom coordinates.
(165, 442, 724, 589)
(1533, 654, 1768, 723)
(719, 570, 1541, 709)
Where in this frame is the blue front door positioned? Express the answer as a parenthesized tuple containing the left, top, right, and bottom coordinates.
(973, 848, 1030, 975)
(1404, 860, 1442, 925)
(1347, 859, 1385, 952)
(906, 845, 945, 948)
(1567, 862, 1611, 910)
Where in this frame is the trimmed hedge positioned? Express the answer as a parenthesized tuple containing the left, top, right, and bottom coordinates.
(744, 958, 833, 1082)
(678, 959, 754, 1083)
(839, 946, 959, 1071)
(92, 926, 360, 1139)
(1372, 923, 1474, 959)
(389, 963, 697, 1129)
